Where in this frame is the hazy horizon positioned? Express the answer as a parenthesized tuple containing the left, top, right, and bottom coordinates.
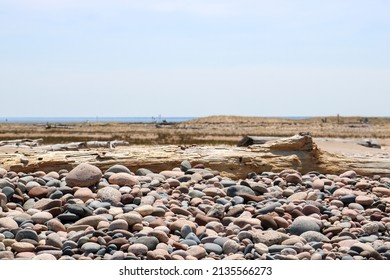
(1, 1, 389, 117)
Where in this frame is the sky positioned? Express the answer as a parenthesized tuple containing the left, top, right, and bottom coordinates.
(0, 0, 389, 118)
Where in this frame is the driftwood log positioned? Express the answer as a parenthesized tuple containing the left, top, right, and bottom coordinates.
(0, 138, 43, 147)
(1, 134, 390, 178)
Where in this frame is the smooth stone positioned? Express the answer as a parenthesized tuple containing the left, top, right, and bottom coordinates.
(109, 219, 128, 231)
(226, 185, 256, 197)
(185, 232, 200, 244)
(223, 239, 240, 254)
(12, 242, 35, 253)
(74, 188, 94, 202)
(46, 233, 63, 249)
(170, 220, 196, 233)
(340, 194, 356, 205)
(181, 224, 193, 238)
(47, 219, 66, 232)
(355, 195, 374, 206)
(180, 160, 192, 172)
(109, 173, 139, 186)
(97, 187, 122, 205)
(15, 229, 38, 242)
(181, 240, 198, 246)
(160, 170, 185, 178)
(188, 190, 205, 198)
(220, 179, 237, 187)
(106, 165, 131, 174)
(289, 216, 321, 235)
(31, 212, 53, 224)
(0, 179, 14, 189)
(251, 184, 269, 194)
(89, 201, 111, 210)
(361, 222, 381, 235)
(233, 217, 261, 227)
(0, 193, 7, 209)
(28, 187, 48, 198)
(257, 202, 282, 214)
(135, 205, 155, 216)
(287, 192, 307, 202)
(147, 249, 171, 260)
(2, 186, 14, 200)
(312, 179, 325, 190)
(186, 245, 207, 259)
(286, 173, 302, 184)
(301, 205, 321, 216)
(300, 231, 330, 242)
(74, 215, 108, 228)
(340, 170, 357, 178)
(49, 190, 64, 199)
(342, 208, 358, 220)
(0, 251, 14, 259)
(33, 198, 62, 211)
(116, 213, 142, 226)
(372, 187, 390, 196)
(259, 215, 278, 230)
(128, 243, 148, 255)
(57, 213, 80, 223)
(66, 204, 93, 217)
(204, 243, 223, 254)
(203, 187, 226, 197)
(232, 196, 245, 204)
(134, 236, 159, 250)
(33, 253, 57, 260)
(148, 230, 169, 243)
(136, 168, 153, 176)
(359, 235, 378, 243)
(252, 230, 288, 246)
(81, 242, 101, 253)
(350, 243, 376, 254)
(65, 163, 102, 187)
(254, 243, 269, 255)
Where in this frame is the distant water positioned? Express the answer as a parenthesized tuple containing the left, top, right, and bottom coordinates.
(0, 117, 196, 124)
(2, 116, 379, 124)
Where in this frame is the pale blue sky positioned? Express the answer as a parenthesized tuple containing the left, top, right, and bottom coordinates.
(1, 0, 389, 117)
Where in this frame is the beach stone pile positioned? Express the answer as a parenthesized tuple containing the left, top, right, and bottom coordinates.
(1, 162, 390, 260)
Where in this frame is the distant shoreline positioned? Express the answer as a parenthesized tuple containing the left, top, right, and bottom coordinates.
(1, 115, 388, 124)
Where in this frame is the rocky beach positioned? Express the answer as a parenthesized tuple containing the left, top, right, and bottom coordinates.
(1, 117, 390, 260)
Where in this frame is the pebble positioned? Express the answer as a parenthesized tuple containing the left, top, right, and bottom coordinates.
(15, 229, 38, 242)
(74, 188, 94, 202)
(204, 243, 223, 254)
(223, 239, 240, 254)
(109, 173, 139, 186)
(286, 173, 302, 184)
(186, 245, 207, 259)
(97, 187, 122, 205)
(0, 218, 19, 230)
(12, 242, 35, 253)
(81, 242, 101, 253)
(46, 233, 63, 249)
(128, 243, 148, 256)
(355, 195, 374, 206)
(300, 231, 330, 242)
(31, 212, 53, 224)
(65, 163, 102, 187)
(289, 216, 321, 235)
(106, 165, 132, 174)
(134, 236, 159, 250)
(0, 162, 388, 260)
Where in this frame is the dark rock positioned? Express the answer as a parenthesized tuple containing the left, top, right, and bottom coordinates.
(134, 236, 159, 250)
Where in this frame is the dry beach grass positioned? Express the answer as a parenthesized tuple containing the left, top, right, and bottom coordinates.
(1, 115, 390, 147)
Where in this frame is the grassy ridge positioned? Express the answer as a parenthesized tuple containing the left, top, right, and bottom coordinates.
(1, 116, 390, 145)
